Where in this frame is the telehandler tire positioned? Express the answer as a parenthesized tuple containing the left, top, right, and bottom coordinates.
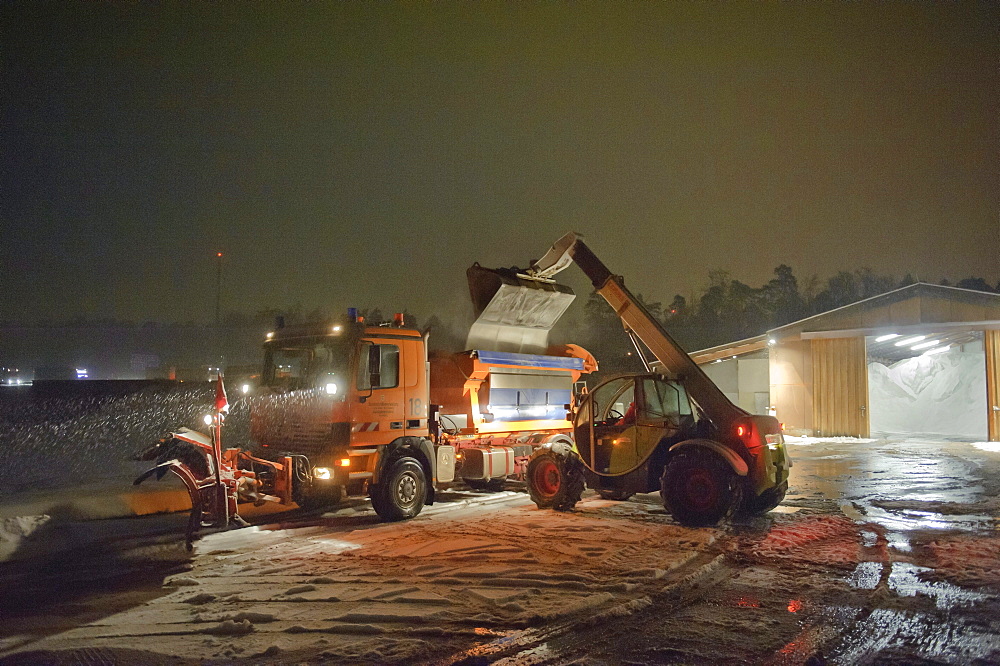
(747, 481, 788, 515)
(371, 457, 427, 521)
(527, 448, 584, 512)
(661, 448, 743, 526)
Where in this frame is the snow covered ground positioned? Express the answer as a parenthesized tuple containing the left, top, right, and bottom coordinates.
(0, 490, 726, 663)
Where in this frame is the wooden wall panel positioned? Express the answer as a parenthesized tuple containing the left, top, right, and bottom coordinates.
(811, 337, 869, 437)
(987, 330, 1000, 442)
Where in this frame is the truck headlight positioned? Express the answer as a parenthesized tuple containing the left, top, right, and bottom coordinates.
(313, 467, 332, 480)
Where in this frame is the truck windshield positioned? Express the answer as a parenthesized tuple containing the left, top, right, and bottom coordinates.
(262, 339, 351, 396)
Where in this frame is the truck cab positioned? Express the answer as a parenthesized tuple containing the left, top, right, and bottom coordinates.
(251, 319, 442, 515)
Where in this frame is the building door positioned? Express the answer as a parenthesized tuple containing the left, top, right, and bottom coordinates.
(987, 330, 1000, 442)
(812, 337, 870, 438)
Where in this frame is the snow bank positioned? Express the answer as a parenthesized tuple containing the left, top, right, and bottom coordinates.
(0, 514, 51, 561)
(784, 435, 876, 446)
(970, 442, 1000, 453)
(868, 351, 987, 440)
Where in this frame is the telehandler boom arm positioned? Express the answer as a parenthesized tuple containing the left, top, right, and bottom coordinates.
(528, 232, 747, 423)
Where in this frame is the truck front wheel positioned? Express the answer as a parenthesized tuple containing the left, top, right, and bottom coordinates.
(661, 449, 743, 526)
(371, 457, 427, 521)
(527, 448, 584, 512)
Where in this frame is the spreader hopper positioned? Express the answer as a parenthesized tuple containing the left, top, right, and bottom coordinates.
(466, 264, 576, 354)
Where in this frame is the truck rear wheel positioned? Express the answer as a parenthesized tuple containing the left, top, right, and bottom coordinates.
(527, 448, 584, 512)
(371, 457, 427, 521)
(661, 449, 743, 526)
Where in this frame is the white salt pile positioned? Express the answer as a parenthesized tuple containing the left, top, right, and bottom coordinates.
(868, 351, 987, 440)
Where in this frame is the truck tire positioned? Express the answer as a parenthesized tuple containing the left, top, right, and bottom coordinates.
(371, 457, 427, 521)
(597, 488, 633, 501)
(527, 449, 584, 512)
(747, 481, 788, 515)
(661, 448, 743, 526)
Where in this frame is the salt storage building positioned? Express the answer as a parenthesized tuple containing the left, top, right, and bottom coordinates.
(690, 283, 1000, 441)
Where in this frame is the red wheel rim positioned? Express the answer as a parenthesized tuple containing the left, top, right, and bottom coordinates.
(533, 460, 561, 497)
(684, 469, 719, 511)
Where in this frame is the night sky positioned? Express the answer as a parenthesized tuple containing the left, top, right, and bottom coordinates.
(3, 2, 997, 325)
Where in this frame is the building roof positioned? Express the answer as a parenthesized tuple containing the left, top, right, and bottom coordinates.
(691, 283, 1000, 363)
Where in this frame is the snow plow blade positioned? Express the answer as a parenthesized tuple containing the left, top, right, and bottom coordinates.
(466, 264, 576, 354)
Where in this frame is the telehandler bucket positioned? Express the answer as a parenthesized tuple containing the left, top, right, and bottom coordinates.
(466, 264, 576, 354)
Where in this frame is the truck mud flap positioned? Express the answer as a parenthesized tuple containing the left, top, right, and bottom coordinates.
(466, 264, 576, 354)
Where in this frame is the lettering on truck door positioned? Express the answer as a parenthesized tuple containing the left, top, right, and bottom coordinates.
(352, 340, 404, 446)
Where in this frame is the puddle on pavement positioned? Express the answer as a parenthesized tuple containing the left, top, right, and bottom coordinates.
(848, 561, 885, 590)
(886, 562, 992, 610)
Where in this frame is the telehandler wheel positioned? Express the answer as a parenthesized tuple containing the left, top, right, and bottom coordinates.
(527, 449, 584, 512)
(747, 481, 788, 515)
(597, 488, 633, 501)
(371, 457, 427, 521)
(661, 448, 743, 526)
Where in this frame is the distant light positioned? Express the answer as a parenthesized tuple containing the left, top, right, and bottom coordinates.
(75, 368, 88, 379)
(732, 355, 737, 359)
(203, 414, 213, 426)
(241, 383, 250, 395)
(895, 335, 925, 347)
(216, 252, 223, 258)
(875, 334, 900, 343)
(332, 325, 342, 333)
(325, 382, 338, 395)
(923, 346, 951, 356)
(266, 331, 274, 339)
(910, 340, 939, 350)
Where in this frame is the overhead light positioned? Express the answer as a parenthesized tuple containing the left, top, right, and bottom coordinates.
(875, 334, 900, 342)
(895, 335, 925, 346)
(910, 340, 939, 350)
(767, 339, 776, 346)
(923, 346, 951, 356)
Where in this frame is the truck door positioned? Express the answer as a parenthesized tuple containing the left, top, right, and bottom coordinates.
(400, 338, 429, 436)
(352, 340, 405, 447)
